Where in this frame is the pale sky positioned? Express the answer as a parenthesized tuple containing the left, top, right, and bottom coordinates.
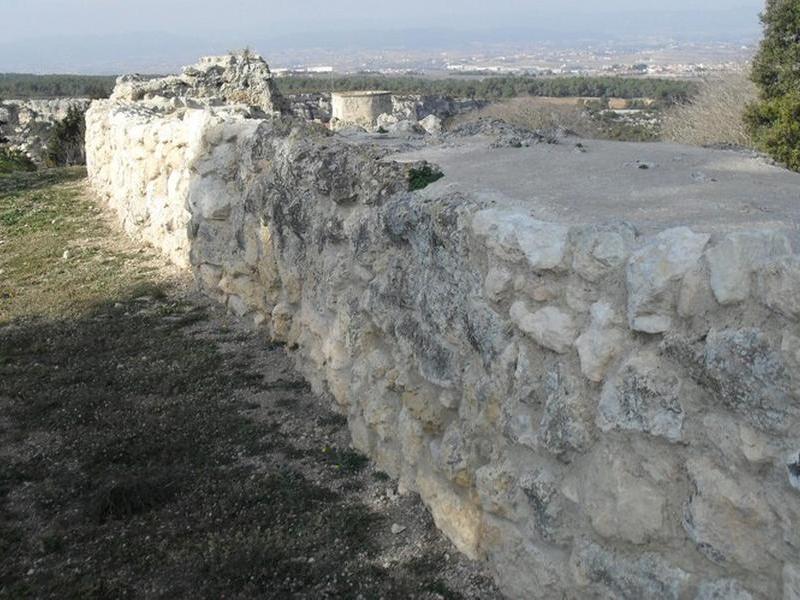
(0, 1, 766, 73)
(3, 0, 765, 42)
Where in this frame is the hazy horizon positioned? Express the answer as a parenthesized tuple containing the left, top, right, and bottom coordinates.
(0, 1, 766, 74)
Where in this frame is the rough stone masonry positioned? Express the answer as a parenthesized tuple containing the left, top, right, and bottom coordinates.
(85, 53, 800, 600)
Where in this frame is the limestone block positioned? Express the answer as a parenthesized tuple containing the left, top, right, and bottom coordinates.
(677, 261, 716, 317)
(787, 451, 800, 492)
(419, 114, 443, 135)
(481, 516, 568, 600)
(565, 278, 598, 313)
(575, 302, 625, 382)
(695, 579, 754, 600)
(475, 461, 519, 518)
(597, 352, 684, 442)
(270, 302, 294, 340)
(388, 119, 425, 135)
(627, 227, 710, 333)
(510, 302, 577, 354)
(197, 263, 223, 293)
(397, 408, 425, 469)
(376, 113, 399, 129)
(518, 468, 567, 543)
(785, 564, 800, 600)
(571, 224, 634, 283)
(782, 332, 800, 369)
(757, 256, 800, 320)
(415, 470, 483, 559)
(683, 456, 780, 571)
(571, 542, 690, 599)
(703, 328, 793, 432)
(537, 371, 591, 457)
(577, 448, 666, 544)
(472, 209, 570, 271)
(484, 266, 513, 303)
(431, 422, 473, 487)
(707, 230, 791, 305)
(363, 390, 400, 443)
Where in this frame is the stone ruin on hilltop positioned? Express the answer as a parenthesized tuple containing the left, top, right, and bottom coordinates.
(84, 53, 800, 600)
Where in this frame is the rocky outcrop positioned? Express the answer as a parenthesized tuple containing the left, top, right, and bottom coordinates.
(112, 53, 286, 115)
(86, 55, 800, 600)
(0, 98, 90, 164)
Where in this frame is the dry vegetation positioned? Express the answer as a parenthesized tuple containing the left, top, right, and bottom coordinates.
(449, 96, 596, 138)
(448, 96, 661, 142)
(661, 72, 758, 148)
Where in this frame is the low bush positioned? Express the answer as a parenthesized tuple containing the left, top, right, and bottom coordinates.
(0, 147, 36, 174)
(45, 105, 86, 167)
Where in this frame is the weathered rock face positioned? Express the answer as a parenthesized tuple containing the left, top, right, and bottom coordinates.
(0, 98, 91, 164)
(112, 53, 286, 115)
(86, 57, 800, 600)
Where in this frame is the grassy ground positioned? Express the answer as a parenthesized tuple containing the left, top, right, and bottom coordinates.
(0, 170, 499, 599)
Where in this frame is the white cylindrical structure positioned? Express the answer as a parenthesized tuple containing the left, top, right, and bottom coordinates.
(331, 91, 392, 129)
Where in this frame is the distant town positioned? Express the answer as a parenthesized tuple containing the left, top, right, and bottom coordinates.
(271, 39, 754, 79)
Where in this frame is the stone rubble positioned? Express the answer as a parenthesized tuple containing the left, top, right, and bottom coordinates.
(0, 98, 91, 164)
(86, 54, 800, 600)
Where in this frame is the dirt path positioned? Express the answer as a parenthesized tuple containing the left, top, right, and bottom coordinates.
(0, 170, 501, 599)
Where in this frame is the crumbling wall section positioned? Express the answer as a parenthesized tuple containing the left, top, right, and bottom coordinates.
(86, 66, 800, 600)
(0, 98, 91, 164)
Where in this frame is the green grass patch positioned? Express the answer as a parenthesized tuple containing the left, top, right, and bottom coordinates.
(0, 168, 165, 322)
(408, 165, 444, 191)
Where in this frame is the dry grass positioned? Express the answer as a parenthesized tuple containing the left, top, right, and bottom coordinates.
(449, 96, 597, 138)
(661, 72, 758, 148)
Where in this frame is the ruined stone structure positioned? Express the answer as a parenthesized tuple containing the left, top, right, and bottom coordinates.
(86, 54, 800, 600)
(0, 98, 91, 164)
(330, 90, 393, 129)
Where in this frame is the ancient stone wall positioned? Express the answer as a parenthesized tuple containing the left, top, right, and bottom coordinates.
(86, 57, 800, 600)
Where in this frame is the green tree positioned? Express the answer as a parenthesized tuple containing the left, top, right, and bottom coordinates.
(746, 0, 800, 170)
(45, 105, 86, 167)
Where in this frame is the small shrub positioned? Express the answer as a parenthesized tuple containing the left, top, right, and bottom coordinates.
(661, 73, 758, 148)
(0, 147, 36, 174)
(45, 105, 86, 167)
(408, 165, 444, 191)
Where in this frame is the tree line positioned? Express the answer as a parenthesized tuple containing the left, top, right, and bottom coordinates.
(0, 74, 117, 100)
(276, 75, 698, 105)
(0, 72, 696, 105)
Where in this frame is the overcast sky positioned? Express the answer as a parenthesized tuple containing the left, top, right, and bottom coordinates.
(4, 0, 765, 42)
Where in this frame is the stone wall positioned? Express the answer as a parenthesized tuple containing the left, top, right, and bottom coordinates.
(86, 57, 800, 600)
